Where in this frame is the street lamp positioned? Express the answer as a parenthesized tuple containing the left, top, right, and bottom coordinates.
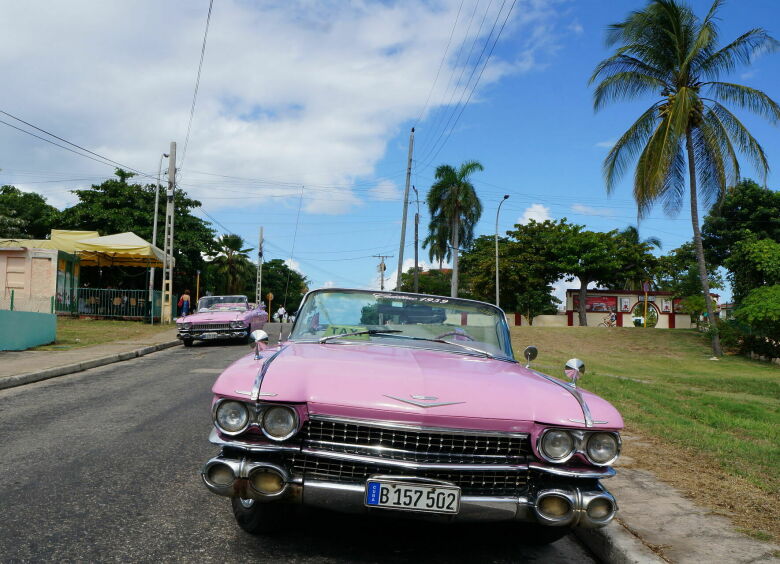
(495, 194, 510, 307)
(411, 185, 420, 293)
(148, 152, 169, 324)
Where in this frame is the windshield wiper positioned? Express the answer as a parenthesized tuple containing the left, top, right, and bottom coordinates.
(365, 333, 496, 359)
(318, 329, 402, 343)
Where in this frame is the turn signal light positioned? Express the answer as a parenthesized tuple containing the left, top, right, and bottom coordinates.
(207, 463, 235, 487)
(250, 470, 284, 495)
(538, 495, 572, 518)
(587, 497, 614, 520)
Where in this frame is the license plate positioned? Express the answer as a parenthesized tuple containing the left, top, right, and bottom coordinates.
(365, 480, 460, 514)
(201, 332, 218, 339)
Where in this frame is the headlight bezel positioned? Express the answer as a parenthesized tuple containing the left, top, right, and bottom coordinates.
(537, 428, 621, 466)
(230, 320, 248, 329)
(213, 399, 251, 436)
(178, 322, 192, 330)
(261, 405, 299, 441)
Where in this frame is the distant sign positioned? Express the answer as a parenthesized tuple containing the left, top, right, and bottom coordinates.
(266, 292, 274, 302)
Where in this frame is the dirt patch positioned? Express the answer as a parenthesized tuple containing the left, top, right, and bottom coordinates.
(619, 426, 779, 544)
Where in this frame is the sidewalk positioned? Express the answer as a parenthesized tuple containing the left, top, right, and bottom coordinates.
(0, 328, 179, 390)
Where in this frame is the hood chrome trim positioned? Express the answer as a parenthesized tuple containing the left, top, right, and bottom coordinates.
(250, 345, 288, 401)
(384, 395, 466, 408)
(527, 369, 595, 428)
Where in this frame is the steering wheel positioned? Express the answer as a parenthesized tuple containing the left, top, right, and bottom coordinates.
(434, 331, 476, 341)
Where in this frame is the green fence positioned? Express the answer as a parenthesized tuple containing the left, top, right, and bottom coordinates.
(55, 288, 174, 321)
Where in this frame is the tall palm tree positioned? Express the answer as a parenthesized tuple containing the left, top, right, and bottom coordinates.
(426, 161, 484, 297)
(618, 225, 661, 291)
(209, 234, 254, 295)
(422, 214, 452, 270)
(590, 0, 779, 356)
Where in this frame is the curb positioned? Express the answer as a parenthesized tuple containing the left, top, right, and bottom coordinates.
(0, 340, 181, 391)
(574, 521, 665, 564)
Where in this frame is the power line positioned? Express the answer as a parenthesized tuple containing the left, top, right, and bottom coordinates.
(179, 0, 215, 173)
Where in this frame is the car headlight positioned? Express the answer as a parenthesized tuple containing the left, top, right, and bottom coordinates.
(262, 406, 298, 441)
(540, 430, 575, 461)
(214, 400, 250, 435)
(586, 432, 620, 464)
(178, 322, 192, 330)
(230, 320, 247, 329)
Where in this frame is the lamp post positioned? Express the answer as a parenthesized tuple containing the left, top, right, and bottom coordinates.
(411, 185, 420, 293)
(495, 194, 510, 307)
(148, 152, 169, 324)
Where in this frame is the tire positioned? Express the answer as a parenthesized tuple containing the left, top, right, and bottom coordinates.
(516, 524, 572, 545)
(598, 322, 608, 327)
(231, 498, 289, 535)
(182, 339, 193, 347)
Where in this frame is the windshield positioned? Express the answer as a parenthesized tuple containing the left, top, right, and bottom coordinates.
(290, 289, 514, 360)
(197, 295, 249, 312)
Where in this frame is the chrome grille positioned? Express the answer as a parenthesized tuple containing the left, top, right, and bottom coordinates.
(301, 418, 530, 464)
(191, 322, 233, 331)
(291, 454, 528, 496)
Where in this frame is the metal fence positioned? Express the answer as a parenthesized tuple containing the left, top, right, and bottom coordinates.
(55, 288, 174, 320)
(0, 291, 55, 313)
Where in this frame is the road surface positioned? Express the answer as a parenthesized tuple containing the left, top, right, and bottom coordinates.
(0, 342, 598, 563)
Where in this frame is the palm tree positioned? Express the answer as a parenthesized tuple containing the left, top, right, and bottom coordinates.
(590, 0, 779, 356)
(425, 161, 484, 297)
(422, 214, 451, 270)
(618, 226, 661, 291)
(209, 234, 254, 295)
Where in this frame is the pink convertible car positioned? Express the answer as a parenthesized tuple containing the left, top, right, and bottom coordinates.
(201, 289, 622, 544)
(176, 295, 267, 347)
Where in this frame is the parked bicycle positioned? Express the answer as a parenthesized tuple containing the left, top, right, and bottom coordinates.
(599, 313, 617, 328)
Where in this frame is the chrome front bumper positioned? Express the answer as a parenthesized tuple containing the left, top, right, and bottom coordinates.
(202, 431, 618, 527)
(178, 330, 247, 341)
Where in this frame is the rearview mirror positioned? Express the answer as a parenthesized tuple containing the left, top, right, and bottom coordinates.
(523, 346, 538, 367)
(564, 358, 585, 388)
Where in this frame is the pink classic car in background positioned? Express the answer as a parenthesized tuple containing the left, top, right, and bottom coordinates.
(201, 289, 623, 544)
(176, 295, 267, 347)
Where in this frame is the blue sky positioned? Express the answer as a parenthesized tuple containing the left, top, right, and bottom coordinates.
(2, 0, 779, 302)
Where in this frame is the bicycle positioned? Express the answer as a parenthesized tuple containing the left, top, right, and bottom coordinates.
(599, 314, 616, 328)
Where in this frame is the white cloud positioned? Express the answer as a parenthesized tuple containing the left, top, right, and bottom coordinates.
(518, 203, 551, 225)
(570, 203, 615, 217)
(0, 1, 564, 215)
(595, 139, 616, 149)
(567, 21, 584, 35)
(740, 70, 756, 80)
(377, 257, 443, 291)
(323, 280, 335, 288)
(369, 179, 401, 202)
(284, 258, 301, 272)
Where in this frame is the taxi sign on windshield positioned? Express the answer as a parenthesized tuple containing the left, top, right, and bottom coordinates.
(323, 325, 370, 340)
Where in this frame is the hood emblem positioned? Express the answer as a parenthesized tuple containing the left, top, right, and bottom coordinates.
(385, 395, 465, 408)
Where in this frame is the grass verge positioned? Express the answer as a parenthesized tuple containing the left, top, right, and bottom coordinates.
(510, 326, 779, 542)
(35, 317, 175, 350)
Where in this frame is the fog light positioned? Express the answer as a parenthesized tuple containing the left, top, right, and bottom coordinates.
(538, 495, 572, 518)
(587, 497, 614, 520)
(207, 463, 235, 487)
(250, 470, 284, 495)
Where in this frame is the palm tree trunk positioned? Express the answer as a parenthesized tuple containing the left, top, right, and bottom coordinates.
(685, 129, 723, 357)
(578, 278, 589, 326)
(450, 216, 459, 298)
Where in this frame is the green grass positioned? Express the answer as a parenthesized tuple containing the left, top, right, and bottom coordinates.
(510, 326, 780, 495)
(35, 317, 174, 350)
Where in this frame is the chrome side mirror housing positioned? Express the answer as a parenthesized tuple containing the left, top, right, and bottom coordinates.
(523, 346, 538, 368)
(250, 330, 269, 359)
(564, 358, 585, 388)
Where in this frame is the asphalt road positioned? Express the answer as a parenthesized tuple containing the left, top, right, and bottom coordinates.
(0, 342, 599, 563)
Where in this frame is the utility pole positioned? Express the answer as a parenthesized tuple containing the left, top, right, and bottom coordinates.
(495, 194, 510, 307)
(256, 227, 264, 306)
(374, 254, 393, 291)
(411, 185, 420, 293)
(395, 127, 415, 291)
(161, 141, 176, 323)
(148, 152, 168, 325)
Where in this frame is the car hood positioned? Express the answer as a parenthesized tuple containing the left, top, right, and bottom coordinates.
(213, 342, 623, 431)
(179, 311, 244, 323)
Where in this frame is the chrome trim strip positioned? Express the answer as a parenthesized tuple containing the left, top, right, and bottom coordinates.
(308, 414, 529, 439)
(304, 439, 513, 460)
(301, 447, 529, 471)
(384, 395, 466, 408)
(528, 369, 594, 428)
(528, 462, 616, 479)
(250, 345, 288, 401)
(208, 428, 301, 452)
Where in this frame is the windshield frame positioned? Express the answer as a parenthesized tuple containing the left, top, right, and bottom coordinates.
(288, 288, 516, 362)
(196, 295, 249, 312)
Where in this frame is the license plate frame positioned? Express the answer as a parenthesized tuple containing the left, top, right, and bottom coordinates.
(201, 332, 219, 340)
(365, 479, 461, 514)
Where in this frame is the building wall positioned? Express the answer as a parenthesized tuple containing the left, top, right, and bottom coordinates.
(0, 248, 58, 312)
(0, 310, 56, 350)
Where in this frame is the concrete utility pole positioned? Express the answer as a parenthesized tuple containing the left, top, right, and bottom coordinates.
(411, 185, 420, 293)
(495, 194, 510, 307)
(374, 254, 393, 291)
(395, 127, 415, 290)
(161, 141, 176, 323)
(256, 227, 264, 306)
(148, 152, 168, 324)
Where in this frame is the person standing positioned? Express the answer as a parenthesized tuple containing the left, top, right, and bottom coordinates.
(178, 289, 191, 316)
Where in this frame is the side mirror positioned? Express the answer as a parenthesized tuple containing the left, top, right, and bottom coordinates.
(564, 358, 585, 388)
(250, 330, 269, 359)
(523, 346, 538, 368)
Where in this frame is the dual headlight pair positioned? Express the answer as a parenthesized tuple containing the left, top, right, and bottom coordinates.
(213, 400, 298, 441)
(230, 321, 247, 329)
(177, 322, 192, 330)
(539, 429, 620, 466)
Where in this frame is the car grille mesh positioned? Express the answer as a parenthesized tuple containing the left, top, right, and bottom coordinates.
(190, 322, 233, 331)
(291, 454, 528, 496)
(301, 419, 530, 464)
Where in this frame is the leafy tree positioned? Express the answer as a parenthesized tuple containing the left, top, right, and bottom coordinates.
(515, 288, 561, 325)
(734, 285, 780, 357)
(59, 169, 215, 290)
(398, 267, 451, 296)
(0, 186, 61, 238)
(611, 226, 660, 291)
(655, 242, 723, 297)
(590, 0, 780, 356)
(256, 259, 309, 313)
(0, 209, 27, 238)
(724, 236, 780, 303)
(425, 161, 484, 297)
(208, 234, 254, 295)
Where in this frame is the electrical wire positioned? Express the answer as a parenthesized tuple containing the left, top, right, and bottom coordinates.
(283, 187, 304, 308)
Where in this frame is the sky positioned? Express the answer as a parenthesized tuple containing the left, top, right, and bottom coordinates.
(2, 0, 779, 303)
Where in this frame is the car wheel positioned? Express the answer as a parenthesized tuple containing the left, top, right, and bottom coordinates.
(231, 498, 289, 535)
(183, 339, 193, 347)
(516, 524, 572, 545)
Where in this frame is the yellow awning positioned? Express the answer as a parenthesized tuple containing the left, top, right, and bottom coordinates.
(74, 232, 168, 268)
